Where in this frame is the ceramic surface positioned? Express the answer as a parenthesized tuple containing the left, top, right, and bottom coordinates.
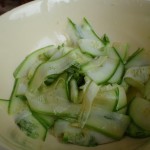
(0, 0, 150, 150)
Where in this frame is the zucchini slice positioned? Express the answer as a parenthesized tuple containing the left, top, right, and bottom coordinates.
(93, 87, 119, 111)
(69, 78, 79, 104)
(81, 17, 102, 41)
(50, 46, 73, 61)
(29, 49, 79, 92)
(108, 62, 124, 84)
(14, 45, 57, 79)
(53, 119, 114, 146)
(78, 39, 105, 57)
(129, 97, 150, 131)
(82, 56, 119, 84)
(27, 74, 69, 114)
(78, 81, 100, 128)
(126, 48, 150, 68)
(9, 96, 47, 140)
(86, 107, 130, 139)
(124, 66, 150, 92)
(67, 18, 103, 45)
(8, 78, 47, 140)
(15, 111, 47, 140)
(126, 121, 150, 138)
(115, 85, 127, 111)
(112, 42, 129, 64)
(32, 112, 55, 129)
(116, 106, 127, 114)
(8, 78, 28, 114)
(0, 108, 43, 150)
(26, 74, 80, 117)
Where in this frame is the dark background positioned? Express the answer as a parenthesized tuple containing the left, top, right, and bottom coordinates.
(0, 0, 33, 15)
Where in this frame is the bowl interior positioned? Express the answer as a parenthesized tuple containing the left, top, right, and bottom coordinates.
(0, 0, 150, 150)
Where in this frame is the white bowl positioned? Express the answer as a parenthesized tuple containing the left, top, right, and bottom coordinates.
(0, 0, 150, 150)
